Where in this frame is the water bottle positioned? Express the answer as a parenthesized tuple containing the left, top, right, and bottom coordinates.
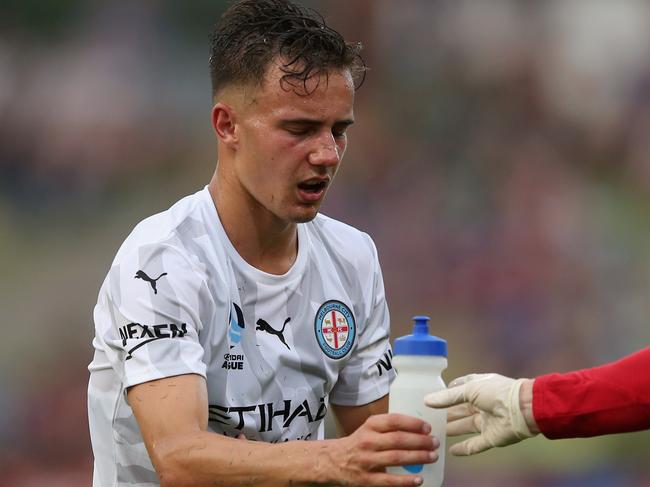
(388, 315, 448, 487)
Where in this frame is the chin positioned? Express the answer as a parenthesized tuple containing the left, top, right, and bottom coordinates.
(293, 212, 319, 224)
(290, 206, 320, 223)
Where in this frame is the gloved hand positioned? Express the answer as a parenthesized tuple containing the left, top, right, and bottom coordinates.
(424, 373, 538, 456)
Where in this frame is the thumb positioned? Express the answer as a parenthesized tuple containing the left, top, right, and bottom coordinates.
(424, 384, 467, 409)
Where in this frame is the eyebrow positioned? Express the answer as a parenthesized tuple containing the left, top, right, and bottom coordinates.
(281, 118, 355, 127)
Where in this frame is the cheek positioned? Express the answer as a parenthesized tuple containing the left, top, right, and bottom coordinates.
(269, 132, 306, 159)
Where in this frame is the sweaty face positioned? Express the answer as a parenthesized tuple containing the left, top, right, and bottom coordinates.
(231, 63, 355, 224)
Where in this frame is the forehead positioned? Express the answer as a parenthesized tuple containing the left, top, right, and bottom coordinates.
(243, 62, 355, 119)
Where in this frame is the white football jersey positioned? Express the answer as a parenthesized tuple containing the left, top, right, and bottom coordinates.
(88, 186, 396, 486)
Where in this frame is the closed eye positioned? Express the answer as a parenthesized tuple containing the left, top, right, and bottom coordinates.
(332, 128, 348, 138)
(332, 121, 353, 138)
(285, 126, 316, 136)
(281, 119, 354, 138)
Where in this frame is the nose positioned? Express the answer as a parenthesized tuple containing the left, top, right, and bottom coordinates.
(308, 133, 341, 167)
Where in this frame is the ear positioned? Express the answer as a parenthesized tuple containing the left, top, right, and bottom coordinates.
(211, 102, 239, 149)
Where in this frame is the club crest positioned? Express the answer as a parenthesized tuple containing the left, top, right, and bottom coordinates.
(314, 300, 355, 359)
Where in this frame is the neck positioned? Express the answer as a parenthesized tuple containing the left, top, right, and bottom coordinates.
(208, 168, 299, 275)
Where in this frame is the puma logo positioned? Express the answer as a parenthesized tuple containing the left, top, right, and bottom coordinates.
(134, 270, 168, 294)
(256, 317, 291, 350)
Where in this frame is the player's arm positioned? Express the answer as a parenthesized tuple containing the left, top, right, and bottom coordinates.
(129, 374, 436, 487)
(330, 394, 389, 436)
(129, 373, 317, 487)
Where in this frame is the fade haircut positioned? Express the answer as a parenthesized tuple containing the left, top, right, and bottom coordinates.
(209, 0, 366, 97)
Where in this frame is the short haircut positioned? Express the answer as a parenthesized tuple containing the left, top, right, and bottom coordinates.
(209, 0, 366, 97)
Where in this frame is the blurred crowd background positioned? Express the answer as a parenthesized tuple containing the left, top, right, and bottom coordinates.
(2, 0, 650, 485)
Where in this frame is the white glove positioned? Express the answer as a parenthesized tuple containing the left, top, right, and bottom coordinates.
(424, 373, 537, 456)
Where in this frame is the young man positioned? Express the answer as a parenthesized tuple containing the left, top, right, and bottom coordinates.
(425, 347, 650, 455)
(87, 1, 438, 486)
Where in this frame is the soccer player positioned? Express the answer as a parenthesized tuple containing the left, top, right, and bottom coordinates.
(87, 1, 438, 486)
(424, 347, 650, 455)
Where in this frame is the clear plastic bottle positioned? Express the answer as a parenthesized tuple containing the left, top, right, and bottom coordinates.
(388, 316, 448, 487)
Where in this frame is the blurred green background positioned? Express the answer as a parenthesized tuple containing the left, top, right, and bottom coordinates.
(1, 0, 649, 485)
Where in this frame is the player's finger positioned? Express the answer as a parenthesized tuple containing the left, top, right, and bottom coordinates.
(364, 449, 438, 471)
(448, 435, 492, 456)
(445, 403, 476, 422)
(446, 414, 481, 437)
(367, 413, 432, 435)
(424, 385, 467, 409)
(359, 470, 426, 487)
(371, 430, 439, 452)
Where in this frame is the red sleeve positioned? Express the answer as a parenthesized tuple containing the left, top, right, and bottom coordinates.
(532, 347, 650, 439)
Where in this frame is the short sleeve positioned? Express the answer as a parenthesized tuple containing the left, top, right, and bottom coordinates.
(93, 243, 209, 388)
(329, 240, 396, 406)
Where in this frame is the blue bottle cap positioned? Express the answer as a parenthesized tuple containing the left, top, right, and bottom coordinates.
(393, 316, 447, 357)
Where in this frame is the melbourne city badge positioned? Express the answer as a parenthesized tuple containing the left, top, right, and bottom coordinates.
(314, 300, 356, 359)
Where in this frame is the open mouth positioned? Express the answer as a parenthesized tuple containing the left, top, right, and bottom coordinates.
(297, 180, 328, 193)
(297, 178, 330, 203)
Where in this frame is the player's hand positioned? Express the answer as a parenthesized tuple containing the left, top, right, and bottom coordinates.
(330, 413, 438, 486)
(424, 374, 537, 456)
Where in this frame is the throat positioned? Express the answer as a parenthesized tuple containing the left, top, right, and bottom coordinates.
(227, 215, 300, 274)
(209, 180, 300, 275)
(246, 230, 299, 275)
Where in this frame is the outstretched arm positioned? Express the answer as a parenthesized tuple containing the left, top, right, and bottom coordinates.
(423, 374, 538, 456)
(129, 374, 438, 487)
(424, 347, 650, 456)
(533, 347, 650, 438)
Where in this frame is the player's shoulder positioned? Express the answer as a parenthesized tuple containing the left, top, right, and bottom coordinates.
(113, 188, 211, 267)
(306, 213, 378, 264)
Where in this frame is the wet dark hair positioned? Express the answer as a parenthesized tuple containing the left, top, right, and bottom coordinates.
(209, 0, 366, 96)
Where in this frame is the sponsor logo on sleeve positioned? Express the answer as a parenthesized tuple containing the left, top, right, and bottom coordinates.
(118, 322, 187, 360)
(376, 349, 394, 376)
(314, 300, 356, 359)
